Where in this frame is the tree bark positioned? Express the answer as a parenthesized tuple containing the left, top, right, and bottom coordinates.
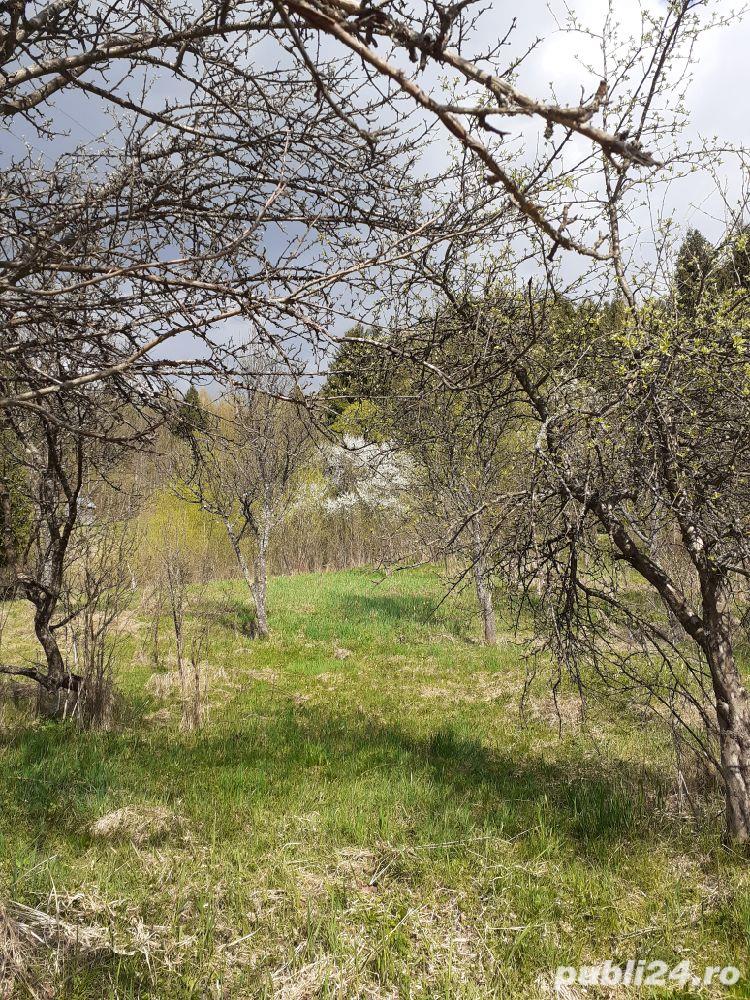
(30, 590, 80, 718)
(471, 518, 497, 645)
(702, 577, 750, 844)
(252, 504, 271, 639)
(222, 517, 260, 637)
(24, 511, 81, 719)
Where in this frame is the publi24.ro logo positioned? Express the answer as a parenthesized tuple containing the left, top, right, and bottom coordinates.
(554, 960, 740, 989)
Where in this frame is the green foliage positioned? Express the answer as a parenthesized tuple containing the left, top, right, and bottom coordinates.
(137, 487, 236, 581)
(330, 399, 389, 440)
(723, 225, 750, 291)
(320, 330, 388, 426)
(170, 385, 209, 444)
(675, 228, 715, 318)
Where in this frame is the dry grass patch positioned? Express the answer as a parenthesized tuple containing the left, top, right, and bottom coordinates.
(90, 806, 188, 846)
(243, 668, 280, 683)
(0, 894, 151, 995)
(527, 691, 585, 731)
(145, 664, 230, 700)
(269, 954, 398, 1000)
(315, 671, 344, 685)
(418, 683, 459, 701)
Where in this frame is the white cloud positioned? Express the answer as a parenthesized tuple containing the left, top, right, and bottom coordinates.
(508, 0, 750, 235)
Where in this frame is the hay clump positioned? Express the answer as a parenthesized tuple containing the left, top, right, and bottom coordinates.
(90, 806, 187, 845)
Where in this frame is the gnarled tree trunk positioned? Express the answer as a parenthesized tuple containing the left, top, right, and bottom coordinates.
(27, 579, 81, 719)
(702, 577, 750, 843)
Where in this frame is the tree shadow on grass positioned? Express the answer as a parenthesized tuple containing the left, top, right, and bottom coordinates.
(332, 590, 472, 640)
(1, 700, 678, 862)
(189, 593, 258, 638)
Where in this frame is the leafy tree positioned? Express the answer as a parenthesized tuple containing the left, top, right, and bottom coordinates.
(675, 229, 715, 318)
(320, 333, 391, 428)
(722, 225, 750, 291)
(171, 387, 208, 444)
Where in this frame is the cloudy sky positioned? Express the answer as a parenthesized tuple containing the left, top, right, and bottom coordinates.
(542, 0, 747, 135)
(496, 0, 750, 240)
(217, 0, 750, 363)
(8, 0, 746, 368)
(501, 0, 748, 143)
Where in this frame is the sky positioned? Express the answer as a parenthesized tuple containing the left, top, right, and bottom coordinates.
(188, 0, 750, 368)
(6, 0, 749, 375)
(494, 0, 750, 240)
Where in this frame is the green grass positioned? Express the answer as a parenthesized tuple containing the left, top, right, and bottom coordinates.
(1, 568, 750, 997)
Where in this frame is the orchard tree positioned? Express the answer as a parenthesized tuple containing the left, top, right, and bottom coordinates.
(401, 387, 513, 646)
(0, 384, 147, 716)
(177, 359, 312, 637)
(349, 313, 524, 645)
(399, 232, 750, 842)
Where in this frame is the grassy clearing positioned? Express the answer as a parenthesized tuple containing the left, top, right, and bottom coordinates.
(1, 568, 749, 998)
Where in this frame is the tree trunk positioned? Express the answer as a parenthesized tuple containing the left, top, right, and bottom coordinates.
(222, 518, 260, 636)
(702, 579, 750, 844)
(252, 505, 271, 639)
(33, 599, 81, 719)
(718, 705, 750, 845)
(471, 519, 497, 645)
(12, 434, 84, 719)
(30, 506, 80, 718)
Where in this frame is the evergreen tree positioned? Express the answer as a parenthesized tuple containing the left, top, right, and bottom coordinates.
(172, 385, 208, 443)
(675, 228, 715, 318)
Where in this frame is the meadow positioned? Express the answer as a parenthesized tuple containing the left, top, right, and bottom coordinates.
(1, 568, 749, 998)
